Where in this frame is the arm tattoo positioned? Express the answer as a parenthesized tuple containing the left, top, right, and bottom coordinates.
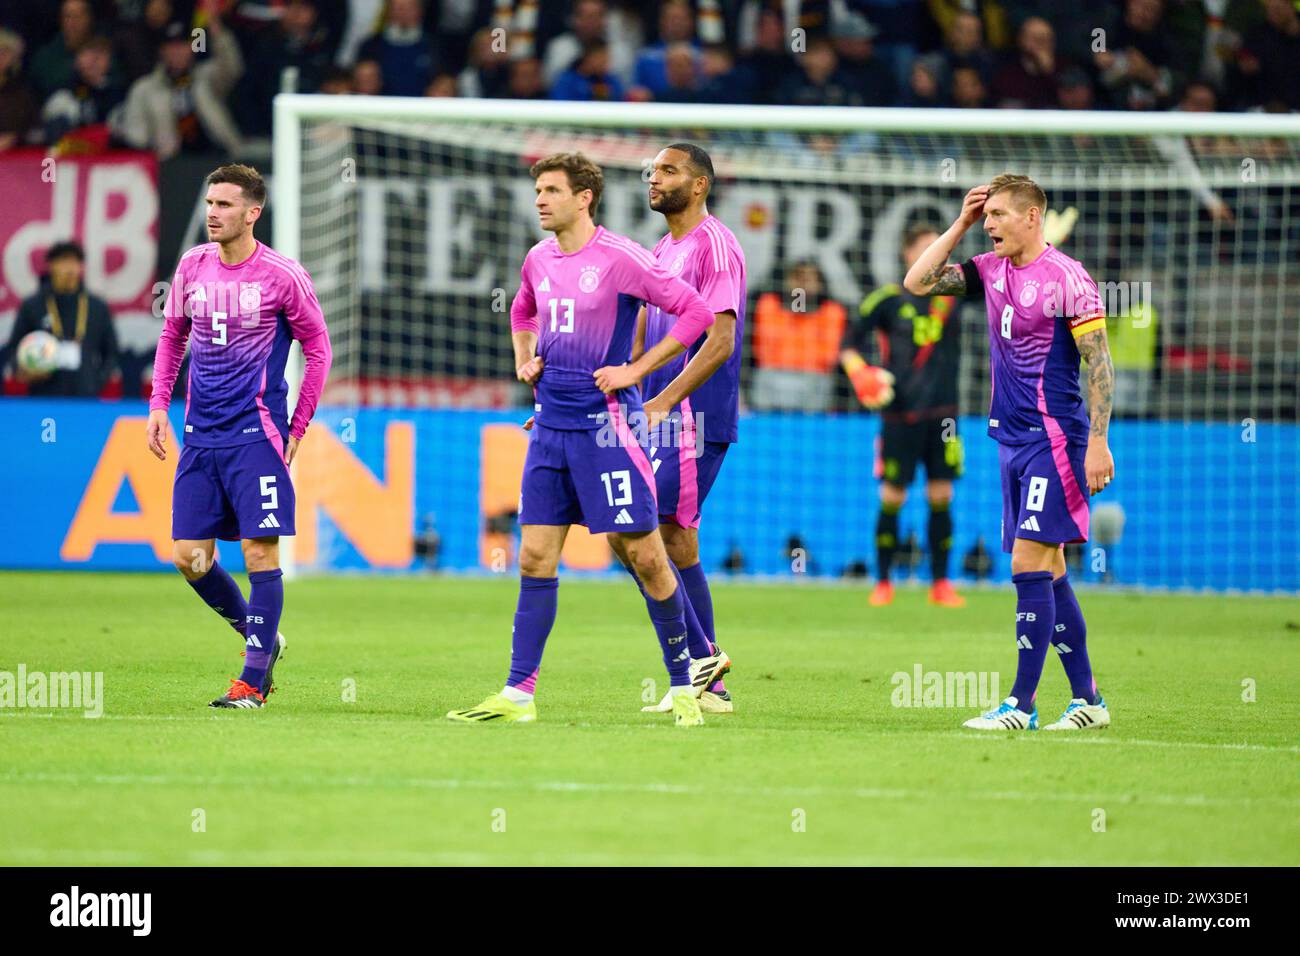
(923, 264, 967, 295)
(1077, 328, 1115, 437)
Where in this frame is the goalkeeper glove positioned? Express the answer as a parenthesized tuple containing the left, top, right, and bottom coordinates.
(1044, 206, 1079, 247)
(842, 353, 895, 409)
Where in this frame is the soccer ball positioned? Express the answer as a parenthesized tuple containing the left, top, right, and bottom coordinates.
(17, 330, 60, 376)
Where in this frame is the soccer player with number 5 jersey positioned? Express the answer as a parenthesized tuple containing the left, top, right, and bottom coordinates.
(905, 174, 1116, 732)
(147, 164, 333, 710)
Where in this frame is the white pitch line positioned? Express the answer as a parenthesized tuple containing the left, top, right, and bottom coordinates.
(8, 712, 1300, 756)
(948, 732, 1300, 755)
(2, 770, 1297, 809)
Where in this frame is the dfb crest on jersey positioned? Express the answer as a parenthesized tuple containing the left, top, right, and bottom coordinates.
(578, 265, 600, 293)
(239, 282, 262, 316)
(669, 251, 687, 276)
(1019, 280, 1040, 307)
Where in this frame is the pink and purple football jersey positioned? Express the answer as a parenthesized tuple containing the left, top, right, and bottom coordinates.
(151, 241, 332, 456)
(641, 215, 748, 445)
(509, 225, 714, 430)
(960, 243, 1105, 448)
(152, 240, 332, 542)
(509, 226, 713, 533)
(960, 243, 1104, 552)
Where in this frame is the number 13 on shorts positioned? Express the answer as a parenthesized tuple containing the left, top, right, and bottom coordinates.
(600, 469, 632, 507)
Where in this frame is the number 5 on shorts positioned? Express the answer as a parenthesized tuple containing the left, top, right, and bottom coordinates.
(259, 475, 278, 511)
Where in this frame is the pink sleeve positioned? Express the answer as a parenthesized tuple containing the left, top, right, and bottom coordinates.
(289, 330, 332, 441)
(971, 250, 998, 281)
(282, 261, 333, 440)
(509, 257, 539, 334)
(1065, 265, 1105, 321)
(694, 242, 742, 317)
(149, 265, 192, 411)
(619, 250, 714, 348)
(282, 259, 329, 341)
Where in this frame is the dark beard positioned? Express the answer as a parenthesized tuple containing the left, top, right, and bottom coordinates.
(650, 185, 691, 215)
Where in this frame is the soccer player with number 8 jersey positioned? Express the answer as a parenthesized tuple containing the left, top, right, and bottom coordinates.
(905, 174, 1116, 732)
(147, 164, 333, 710)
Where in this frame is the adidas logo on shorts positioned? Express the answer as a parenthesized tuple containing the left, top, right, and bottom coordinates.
(259, 513, 281, 530)
(1019, 515, 1041, 532)
(613, 508, 634, 525)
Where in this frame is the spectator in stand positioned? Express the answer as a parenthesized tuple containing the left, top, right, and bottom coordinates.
(4, 240, 119, 398)
(774, 37, 865, 107)
(424, 71, 457, 95)
(991, 15, 1058, 109)
(902, 52, 947, 107)
(1232, 0, 1300, 112)
(951, 64, 989, 107)
(655, 43, 700, 102)
(457, 25, 509, 98)
(751, 261, 848, 413)
(502, 56, 546, 99)
(352, 55, 383, 94)
(927, 0, 1013, 51)
(850, 0, 928, 90)
(117, 14, 244, 158)
(1095, 0, 1179, 110)
(238, 0, 336, 136)
(542, 0, 635, 89)
(0, 30, 39, 151)
(634, 0, 699, 98)
(832, 10, 897, 106)
(1003, 0, 1099, 65)
(43, 35, 125, 148)
(357, 0, 437, 96)
(479, 0, 590, 67)
(1056, 64, 1095, 109)
(424, 0, 488, 76)
(942, 10, 996, 83)
(29, 0, 97, 99)
(697, 42, 758, 104)
(115, 0, 178, 84)
(318, 64, 354, 92)
(549, 41, 625, 101)
(735, 7, 795, 104)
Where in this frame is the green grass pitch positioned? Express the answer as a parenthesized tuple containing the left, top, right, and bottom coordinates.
(2, 571, 1297, 866)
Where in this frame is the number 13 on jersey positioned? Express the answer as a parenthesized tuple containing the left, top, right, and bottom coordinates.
(548, 298, 574, 333)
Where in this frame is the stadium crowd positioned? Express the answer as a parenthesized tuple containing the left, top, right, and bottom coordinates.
(1, 0, 1298, 157)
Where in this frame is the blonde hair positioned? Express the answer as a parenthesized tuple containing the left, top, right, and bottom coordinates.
(987, 174, 1047, 216)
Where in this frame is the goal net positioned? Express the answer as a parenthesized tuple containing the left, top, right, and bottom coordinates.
(275, 97, 1300, 592)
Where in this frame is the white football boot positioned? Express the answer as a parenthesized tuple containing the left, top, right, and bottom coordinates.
(962, 697, 1038, 730)
(1043, 697, 1111, 731)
